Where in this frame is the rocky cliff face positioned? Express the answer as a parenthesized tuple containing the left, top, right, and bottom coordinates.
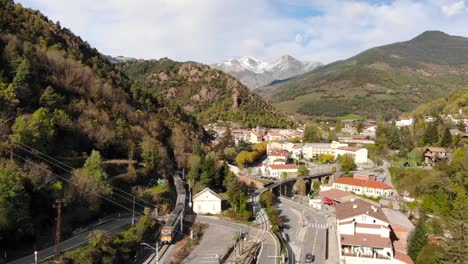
(119, 59, 294, 128)
(211, 55, 321, 89)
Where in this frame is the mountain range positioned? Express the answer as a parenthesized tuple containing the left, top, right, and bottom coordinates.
(259, 31, 468, 119)
(211, 55, 321, 89)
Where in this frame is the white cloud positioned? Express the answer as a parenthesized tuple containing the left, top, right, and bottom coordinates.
(441, 1, 465, 16)
(16, 0, 468, 64)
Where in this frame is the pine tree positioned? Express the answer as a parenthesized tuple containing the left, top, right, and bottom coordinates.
(423, 122, 438, 145)
(408, 212, 428, 261)
(439, 186, 468, 264)
(84, 150, 107, 183)
(440, 127, 452, 147)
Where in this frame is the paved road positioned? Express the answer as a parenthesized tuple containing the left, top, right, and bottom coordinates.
(278, 197, 339, 264)
(382, 160, 394, 188)
(183, 223, 236, 263)
(8, 216, 132, 264)
(252, 192, 280, 264)
(182, 216, 262, 263)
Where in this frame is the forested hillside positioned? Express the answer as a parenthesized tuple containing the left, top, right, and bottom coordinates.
(119, 59, 294, 128)
(0, 0, 206, 255)
(261, 31, 468, 119)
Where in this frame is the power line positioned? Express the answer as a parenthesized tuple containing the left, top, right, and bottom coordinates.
(0, 132, 154, 209)
(0, 142, 201, 239)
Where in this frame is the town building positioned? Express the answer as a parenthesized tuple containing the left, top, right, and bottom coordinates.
(267, 141, 295, 153)
(265, 131, 286, 142)
(335, 146, 368, 163)
(336, 199, 413, 264)
(266, 148, 289, 165)
(395, 119, 413, 127)
(338, 137, 375, 145)
(424, 147, 448, 163)
(362, 126, 377, 138)
(332, 177, 393, 198)
(250, 131, 264, 144)
(291, 143, 304, 160)
(320, 189, 360, 206)
(192, 188, 222, 215)
(302, 141, 348, 160)
(264, 164, 298, 178)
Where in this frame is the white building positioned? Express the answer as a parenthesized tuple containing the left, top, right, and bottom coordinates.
(302, 141, 348, 160)
(266, 149, 290, 165)
(335, 146, 368, 164)
(336, 199, 413, 264)
(332, 177, 393, 198)
(395, 119, 413, 127)
(362, 126, 377, 138)
(291, 144, 304, 160)
(264, 164, 298, 178)
(193, 188, 222, 215)
(267, 141, 295, 152)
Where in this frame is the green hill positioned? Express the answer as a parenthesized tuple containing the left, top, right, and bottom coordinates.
(118, 59, 293, 128)
(0, 0, 208, 252)
(410, 89, 468, 117)
(261, 31, 468, 119)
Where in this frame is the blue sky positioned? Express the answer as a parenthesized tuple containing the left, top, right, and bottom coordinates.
(17, 0, 468, 64)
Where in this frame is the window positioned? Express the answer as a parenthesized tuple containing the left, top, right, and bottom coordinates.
(362, 216, 366, 221)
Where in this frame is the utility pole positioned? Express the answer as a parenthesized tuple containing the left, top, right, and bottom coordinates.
(180, 208, 184, 232)
(132, 197, 135, 225)
(239, 229, 242, 255)
(53, 200, 63, 257)
(155, 242, 159, 264)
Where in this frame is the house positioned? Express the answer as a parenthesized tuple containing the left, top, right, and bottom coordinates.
(362, 126, 377, 138)
(320, 189, 359, 206)
(264, 164, 298, 178)
(291, 143, 304, 160)
(267, 141, 295, 153)
(342, 120, 358, 134)
(337, 200, 393, 261)
(267, 149, 289, 165)
(250, 131, 264, 144)
(395, 119, 413, 127)
(332, 177, 393, 198)
(424, 147, 447, 163)
(266, 131, 286, 142)
(335, 146, 368, 163)
(193, 188, 222, 215)
(336, 199, 414, 264)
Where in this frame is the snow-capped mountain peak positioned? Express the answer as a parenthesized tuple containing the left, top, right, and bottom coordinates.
(211, 55, 321, 89)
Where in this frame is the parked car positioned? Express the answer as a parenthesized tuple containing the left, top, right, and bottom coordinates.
(305, 253, 315, 263)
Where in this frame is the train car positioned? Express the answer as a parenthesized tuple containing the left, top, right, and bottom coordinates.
(160, 174, 187, 244)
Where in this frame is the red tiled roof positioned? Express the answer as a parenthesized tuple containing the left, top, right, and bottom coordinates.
(268, 164, 298, 170)
(268, 131, 282, 137)
(334, 177, 392, 190)
(427, 147, 446, 153)
(268, 149, 289, 157)
(393, 240, 406, 253)
(320, 189, 355, 201)
(394, 251, 414, 264)
(340, 234, 392, 248)
(335, 199, 388, 222)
